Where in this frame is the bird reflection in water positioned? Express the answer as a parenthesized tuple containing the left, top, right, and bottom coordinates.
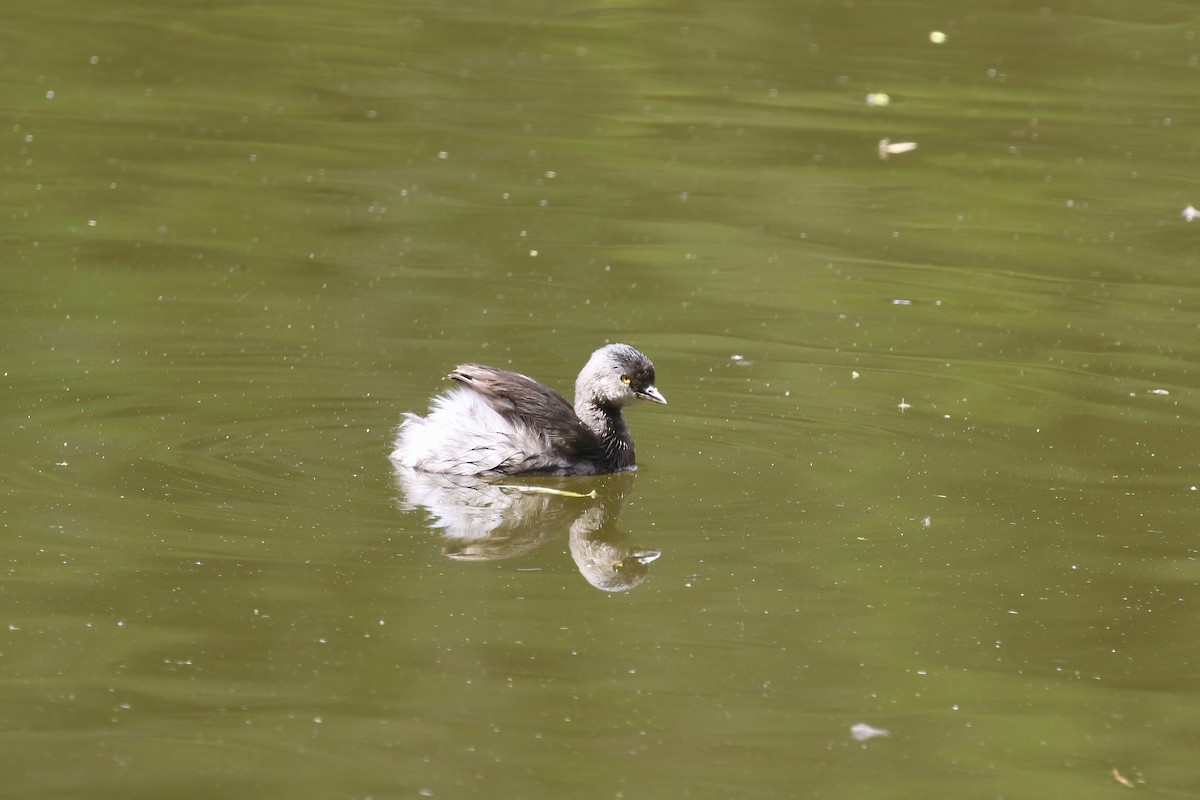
(392, 468, 661, 592)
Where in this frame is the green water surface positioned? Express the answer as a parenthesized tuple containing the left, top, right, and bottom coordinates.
(3, 1, 1199, 797)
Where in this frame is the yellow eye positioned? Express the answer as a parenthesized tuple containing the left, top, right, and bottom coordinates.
(620, 374, 631, 385)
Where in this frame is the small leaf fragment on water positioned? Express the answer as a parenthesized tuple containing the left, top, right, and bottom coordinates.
(850, 722, 890, 741)
(866, 93, 891, 107)
(879, 138, 918, 160)
(1111, 768, 1135, 788)
(929, 31, 947, 43)
(496, 485, 597, 499)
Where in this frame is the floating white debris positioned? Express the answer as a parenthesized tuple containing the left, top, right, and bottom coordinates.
(929, 31, 947, 44)
(850, 722, 890, 741)
(1181, 205, 1200, 221)
(866, 92, 891, 107)
(879, 138, 918, 160)
(851, 370, 860, 379)
(892, 298, 913, 305)
(1147, 388, 1170, 395)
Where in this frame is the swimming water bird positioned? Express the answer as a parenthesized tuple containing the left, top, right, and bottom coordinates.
(391, 344, 666, 476)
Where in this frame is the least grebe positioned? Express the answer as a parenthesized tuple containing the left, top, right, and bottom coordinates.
(391, 343, 666, 476)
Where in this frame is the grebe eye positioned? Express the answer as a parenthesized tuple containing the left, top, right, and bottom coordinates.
(620, 374, 631, 385)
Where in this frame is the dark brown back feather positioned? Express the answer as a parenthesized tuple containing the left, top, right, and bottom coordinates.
(449, 365, 610, 470)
